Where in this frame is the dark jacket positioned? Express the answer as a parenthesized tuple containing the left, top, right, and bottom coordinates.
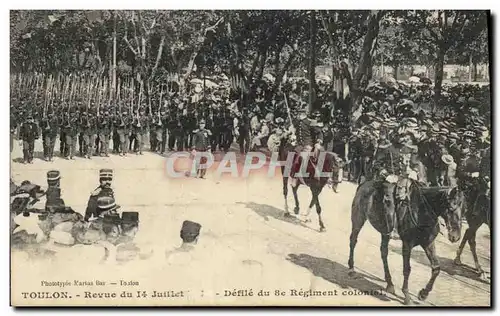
(19, 122, 39, 141)
(84, 186, 115, 221)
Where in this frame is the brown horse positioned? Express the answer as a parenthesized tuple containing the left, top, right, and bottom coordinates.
(454, 179, 490, 280)
(394, 180, 464, 305)
(348, 175, 399, 295)
(278, 139, 341, 232)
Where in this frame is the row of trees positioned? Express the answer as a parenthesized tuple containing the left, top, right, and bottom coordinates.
(10, 10, 490, 117)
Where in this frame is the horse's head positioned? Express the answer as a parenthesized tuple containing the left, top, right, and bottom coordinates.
(441, 186, 464, 243)
(381, 174, 398, 208)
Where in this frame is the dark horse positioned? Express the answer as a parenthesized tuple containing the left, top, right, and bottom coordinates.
(395, 180, 464, 304)
(278, 138, 341, 232)
(348, 177, 465, 305)
(454, 179, 491, 280)
(348, 175, 399, 295)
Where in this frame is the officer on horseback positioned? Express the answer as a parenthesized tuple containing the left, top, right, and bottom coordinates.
(291, 107, 324, 182)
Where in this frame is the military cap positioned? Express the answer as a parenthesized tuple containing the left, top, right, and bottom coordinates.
(99, 168, 113, 179)
(180, 220, 201, 238)
(47, 170, 61, 181)
(97, 196, 119, 211)
(121, 211, 139, 223)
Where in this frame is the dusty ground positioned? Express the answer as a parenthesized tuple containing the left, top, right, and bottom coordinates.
(10, 139, 491, 306)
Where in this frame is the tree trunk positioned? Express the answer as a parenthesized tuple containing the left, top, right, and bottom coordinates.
(256, 47, 267, 81)
(308, 11, 317, 113)
(433, 45, 446, 104)
(394, 64, 399, 80)
(473, 62, 478, 81)
(272, 50, 296, 94)
(468, 54, 473, 82)
(112, 11, 117, 96)
(350, 10, 384, 122)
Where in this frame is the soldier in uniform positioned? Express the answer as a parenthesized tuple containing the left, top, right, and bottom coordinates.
(457, 145, 481, 215)
(133, 107, 149, 155)
(98, 110, 112, 157)
(159, 107, 169, 153)
(19, 114, 39, 164)
(84, 169, 115, 221)
(112, 108, 120, 154)
(167, 106, 178, 152)
(117, 109, 131, 156)
(150, 109, 163, 153)
(290, 108, 324, 180)
(221, 108, 234, 152)
(59, 108, 67, 157)
(63, 112, 79, 160)
(10, 110, 18, 154)
(80, 112, 94, 159)
(237, 110, 251, 154)
(40, 112, 59, 161)
(191, 119, 212, 179)
(184, 107, 197, 150)
(165, 220, 202, 262)
(44, 170, 65, 212)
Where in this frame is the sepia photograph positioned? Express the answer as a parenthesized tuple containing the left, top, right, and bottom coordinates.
(9, 6, 491, 307)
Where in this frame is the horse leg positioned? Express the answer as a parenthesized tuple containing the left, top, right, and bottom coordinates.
(316, 191, 325, 232)
(282, 167, 291, 216)
(454, 227, 472, 265)
(380, 234, 395, 295)
(468, 227, 487, 279)
(418, 242, 440, 301)
(348, 206, 366, 276)
(291, 180, 300, 215)
(402, 242, 413, 305)
(302, 186, 317, 223)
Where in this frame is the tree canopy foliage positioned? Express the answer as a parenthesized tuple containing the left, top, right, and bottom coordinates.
(10, 9, 490, 115)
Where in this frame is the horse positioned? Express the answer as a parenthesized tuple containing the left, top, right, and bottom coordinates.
(394, 179, 465, 305)
(278, 138, 342, 232)
(348, 174, 399, 295)
(454, 179, 490, 280)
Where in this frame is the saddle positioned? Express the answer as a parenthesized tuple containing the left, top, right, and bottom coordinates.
(291, 146, 328, 181)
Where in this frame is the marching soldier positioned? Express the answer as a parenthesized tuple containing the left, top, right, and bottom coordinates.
(191, 119, 212, 179)
(80, 112, 94, 159)
(84, 169, 115, 221)
(19, 113, 39, 164)
(221, 108, 234, 152)
(150, 109, 163, 153)
(112, 108, 121, 154)
(40, 112, 57, 161)
(10, 110, 18, 154)
(133, 107, 149, 155)
(185, 107, 197, 150)
(98, 109, 112, 157)
(63, 112, 79, 159)
(236, 109, 251, 154)
(117, 109, 131, 156)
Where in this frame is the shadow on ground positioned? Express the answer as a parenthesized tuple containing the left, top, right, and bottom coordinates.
(388, 244, 491, 285)
(286, 253, 402, 304)
(237, 202, 315, 230)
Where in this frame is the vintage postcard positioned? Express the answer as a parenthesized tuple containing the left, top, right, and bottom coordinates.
(10, 9, 491, 307)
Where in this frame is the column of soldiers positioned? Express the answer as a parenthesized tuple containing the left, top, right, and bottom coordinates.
(10, 93, 248, 162)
